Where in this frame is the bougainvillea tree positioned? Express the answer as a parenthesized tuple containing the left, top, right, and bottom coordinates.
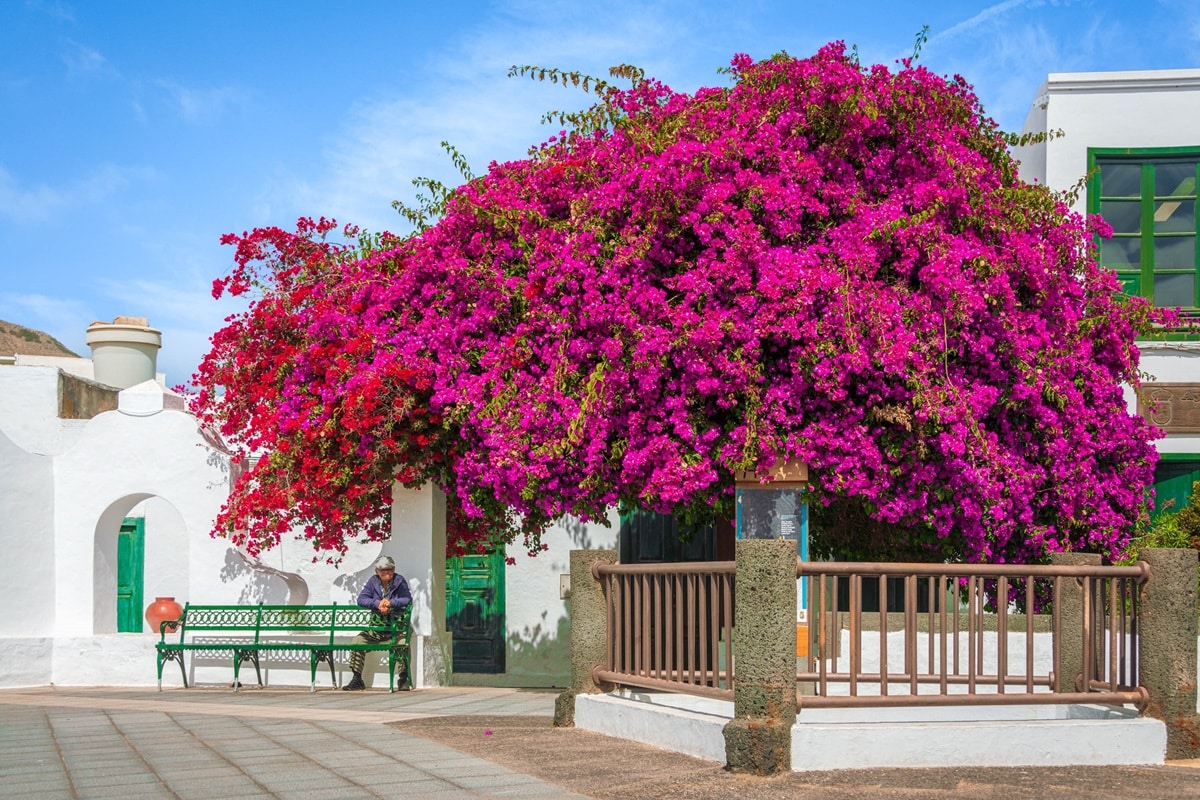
(194, 43, 1167, 564)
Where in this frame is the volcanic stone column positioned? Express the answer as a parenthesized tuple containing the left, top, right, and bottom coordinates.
(554, 548, 617, 727)
(1139, 547, 1200, 759)
(723, 538, 797, 774)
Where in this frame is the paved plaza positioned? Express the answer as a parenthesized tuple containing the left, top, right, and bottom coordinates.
(0, 685, 581, 800)
(2, 684, 1199, 799)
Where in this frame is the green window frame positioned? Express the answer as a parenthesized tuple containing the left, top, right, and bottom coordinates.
(1088, 147, 1200, 311)
(1152, 454, 1200, 517)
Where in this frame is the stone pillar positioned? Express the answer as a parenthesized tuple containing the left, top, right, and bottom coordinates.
(1139, 547, 1200, 759)
(1049, 552, 1101, 692)
(723, 539, 797, 775)
(554, 549, 616, 727)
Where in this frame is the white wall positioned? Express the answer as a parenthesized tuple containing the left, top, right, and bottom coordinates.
(52, 407, 232, 636)
(498, 511, 619, 688)
(0, 427, 55, 637)
(387, 483, 451, 689)
(0, 366, 89, 455)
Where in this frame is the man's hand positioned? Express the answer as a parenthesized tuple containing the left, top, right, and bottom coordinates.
(378, 598, 391, 614)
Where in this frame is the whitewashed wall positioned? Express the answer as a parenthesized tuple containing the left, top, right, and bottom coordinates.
(0, 366, 88, 455)
(495, 510, 619, 688)
(0, 426, 55, 638)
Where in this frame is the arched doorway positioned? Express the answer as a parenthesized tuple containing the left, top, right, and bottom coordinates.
(92, 494, 189, 634)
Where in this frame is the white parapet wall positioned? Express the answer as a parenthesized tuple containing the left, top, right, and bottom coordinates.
(575, 688, 1169, 770)
(576, 689, 731, 762)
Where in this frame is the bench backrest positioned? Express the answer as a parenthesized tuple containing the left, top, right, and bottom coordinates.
(161, 603, 412, 646)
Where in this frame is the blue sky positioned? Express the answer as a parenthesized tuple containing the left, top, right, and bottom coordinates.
(2, 0, 1198, 385)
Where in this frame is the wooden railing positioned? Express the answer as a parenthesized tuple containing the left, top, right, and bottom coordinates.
(591, 561, 736, 701)
(798, 561, 1150, 709)
(589, 558, 1151, 712)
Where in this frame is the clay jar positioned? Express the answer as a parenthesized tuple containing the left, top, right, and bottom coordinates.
(145, 596, 183, 634)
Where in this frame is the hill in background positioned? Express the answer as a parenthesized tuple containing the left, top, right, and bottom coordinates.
(0, 319, 79, 358)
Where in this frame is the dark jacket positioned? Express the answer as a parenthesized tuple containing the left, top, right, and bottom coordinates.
(356, 572, 412, 621)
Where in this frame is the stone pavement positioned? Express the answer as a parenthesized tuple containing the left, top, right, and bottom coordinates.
(0, 685, 584, 800)
(3, 685, 1199, 800)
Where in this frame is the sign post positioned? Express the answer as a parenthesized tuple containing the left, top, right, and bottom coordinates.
(734, 459, 810, 655)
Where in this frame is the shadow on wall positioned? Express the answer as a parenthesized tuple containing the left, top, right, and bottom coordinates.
(558, 516, 603, 550)
(219, 548, 307, 604)
(505, 610, 572, 685)
(451, 606, 572, 687)
(332, 561, 376, 599)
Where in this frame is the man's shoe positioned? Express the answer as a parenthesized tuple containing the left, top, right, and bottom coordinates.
(342, 675, 366, 691)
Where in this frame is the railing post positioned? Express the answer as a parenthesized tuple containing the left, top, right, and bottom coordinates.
(1049, 552, 1100, 692)
(1138, 547, 1200, 759)
(723, 539, 797, 775)
(554, 549, 617, 727)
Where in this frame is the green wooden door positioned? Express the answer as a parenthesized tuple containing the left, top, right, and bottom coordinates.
(117, 517, 145, 632)
(445, 550, 506, 673)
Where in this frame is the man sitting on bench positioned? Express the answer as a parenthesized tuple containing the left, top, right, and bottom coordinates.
(343, 555, 412, 690)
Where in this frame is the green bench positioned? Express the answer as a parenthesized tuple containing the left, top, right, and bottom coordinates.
(154, 602, 413, 692)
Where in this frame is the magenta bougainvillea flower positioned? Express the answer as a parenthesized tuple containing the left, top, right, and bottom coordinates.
(194, 44, 1167, 564)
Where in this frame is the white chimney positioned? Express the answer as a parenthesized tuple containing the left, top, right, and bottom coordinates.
(86, 316, 162, 389)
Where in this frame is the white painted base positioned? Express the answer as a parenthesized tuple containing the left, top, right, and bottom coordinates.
(574, 690, 1168, 770)
(576, 690, 730, 762)
(0, 635, 410, 691)
(791, 708, 1166, 770)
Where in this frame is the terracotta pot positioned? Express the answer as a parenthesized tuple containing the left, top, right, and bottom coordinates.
(145, 596, 183, 634)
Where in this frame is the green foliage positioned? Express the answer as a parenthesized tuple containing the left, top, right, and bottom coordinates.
(392, 141, 478, 236)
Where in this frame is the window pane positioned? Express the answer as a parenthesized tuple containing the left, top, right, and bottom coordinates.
(1101, 163, 1141, 197)
(1155, 235, 1197, 269)
(1100, 200, 1141, 233)
(1101, 236, 1140, 267)
(1153, 273, 1195, 307)
(1115, 272, 1141, 295)
(1155, 200, 1196, 233)
(1156, 163, 1198, 198)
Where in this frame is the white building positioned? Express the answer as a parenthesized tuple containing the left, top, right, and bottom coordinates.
(0, 317, 616, 690)
(1015, 68, 1200, 511)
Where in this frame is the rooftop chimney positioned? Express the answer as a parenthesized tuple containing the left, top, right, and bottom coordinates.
(85, 316, 162, 389)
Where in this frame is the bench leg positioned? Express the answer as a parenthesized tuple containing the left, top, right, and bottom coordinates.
(309, 649, 336, 690)
(158, 650, 187, 690)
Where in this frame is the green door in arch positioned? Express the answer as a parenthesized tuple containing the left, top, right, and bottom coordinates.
(117, 517, 145, 632)
(1152, 456, 1200, 516)
(445, 550, 506, 673)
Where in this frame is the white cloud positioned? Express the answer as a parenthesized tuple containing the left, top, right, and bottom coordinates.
(925, 0, 1037, 52)
(0, 163, 155, 223)
(27, 0, 75, 23)
(62, 38, 113, 79)
(274, 0, 696, 234)
(155, 80, 249, 126)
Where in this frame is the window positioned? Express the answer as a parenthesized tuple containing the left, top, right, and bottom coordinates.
(1152, 455, 1200, 516)
(1089, 148, 1199, 309)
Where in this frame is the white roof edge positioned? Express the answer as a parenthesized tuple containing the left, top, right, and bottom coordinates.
(1045, 68, 1200, 93)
